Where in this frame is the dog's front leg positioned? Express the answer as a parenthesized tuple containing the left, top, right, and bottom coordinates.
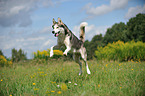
(50, 46, 54, 57)
(50, 45, 62, 57)
(63, 46, 71, 56)
(63, 35, 71, 56)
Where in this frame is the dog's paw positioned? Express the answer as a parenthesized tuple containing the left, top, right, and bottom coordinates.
(63, 52, 67, 56)
(87, 69, 91, 75)
(79, 73, 82, 76)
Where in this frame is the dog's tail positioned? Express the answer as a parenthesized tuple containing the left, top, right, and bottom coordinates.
(80, 22, 88, 42)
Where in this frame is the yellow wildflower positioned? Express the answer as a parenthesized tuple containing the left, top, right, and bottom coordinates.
(132, 69, 133, 71)
(53, 50, 63, 56)
(51, 91, 55, 93)
(57, 91, 62, 94)
(131, 59, 134, 62)
(33, 83, 36, 85)
(1, 79, 3, 81)
(98, 84, 100, 88)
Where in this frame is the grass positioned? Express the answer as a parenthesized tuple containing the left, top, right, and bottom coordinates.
(0, 59, 145, 96)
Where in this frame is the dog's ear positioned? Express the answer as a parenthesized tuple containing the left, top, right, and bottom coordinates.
(58, 17, 63, 24)
(53, 18, 56, 24)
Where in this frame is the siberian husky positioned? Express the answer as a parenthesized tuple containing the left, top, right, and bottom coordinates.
(50, 18, 91, 75)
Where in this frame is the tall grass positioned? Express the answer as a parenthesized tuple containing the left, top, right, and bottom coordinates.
(0, 60, 145, 96)
(95, 40, 145, 61)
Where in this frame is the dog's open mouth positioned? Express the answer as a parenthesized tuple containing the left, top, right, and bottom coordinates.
(55, 31, 60, 37)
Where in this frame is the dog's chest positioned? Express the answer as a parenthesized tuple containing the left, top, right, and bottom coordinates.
(57, 34, 65, 44)
(64, 35, 70, 46)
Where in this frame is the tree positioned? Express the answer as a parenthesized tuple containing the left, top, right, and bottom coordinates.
(84, 34, 104, 59)
(126, 13, 145, 42)
(0, 50, 4, 56)
(12, 48, 27, 62)
(12, 48, 17, 62)
(103, 22, 127, 45)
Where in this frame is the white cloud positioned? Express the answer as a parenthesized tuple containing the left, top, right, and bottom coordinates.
(43, 39, 55, 48)
(0, 0, 36, 27)
(84, 0, 128, 16)
(43, 40, 51, 46)
(9, 5, 25, 16)
(125, 4, 145, 19)
(27, 37, 45, 41)
(0, 0, 53, 27)
(39, 26, 52, 33)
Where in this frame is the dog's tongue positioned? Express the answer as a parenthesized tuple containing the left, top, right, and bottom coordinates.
(56, 33, 59, 37)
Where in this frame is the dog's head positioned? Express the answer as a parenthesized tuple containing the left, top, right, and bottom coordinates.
(52, 18, 65, 37)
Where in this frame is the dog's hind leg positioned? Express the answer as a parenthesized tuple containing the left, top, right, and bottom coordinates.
(80, 47, 91, 75)
(73, 53, 82, 75)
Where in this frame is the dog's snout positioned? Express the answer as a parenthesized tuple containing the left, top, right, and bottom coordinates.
(52, 31, 55, 34)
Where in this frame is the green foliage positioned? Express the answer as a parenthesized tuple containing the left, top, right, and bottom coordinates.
(0, 60, 145, 95)
(126, 13, 145, 42)
(84, 13, 145, 60)
(95, 40, 145, 61)
(33, 49, 63, 59)
(102, 13, 145, 45)
(12, 48, 27, 62)
(0, 55, 13, 67)
(103, 22, 127, 44)
(84, 34, 103, 60)
(0, 50, 4, 56)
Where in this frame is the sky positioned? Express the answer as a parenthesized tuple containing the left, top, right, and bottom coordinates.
(0, 0, 145, 59)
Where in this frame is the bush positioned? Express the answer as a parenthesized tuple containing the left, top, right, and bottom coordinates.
(33, 50, 49, 59)
(0, 55, 13, 67)
(53, 50, 63, 58)
(95, 40, 145, 61)
(33, 49, 63, 59)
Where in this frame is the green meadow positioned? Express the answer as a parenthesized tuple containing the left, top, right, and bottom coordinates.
(0, 59, 145, 96)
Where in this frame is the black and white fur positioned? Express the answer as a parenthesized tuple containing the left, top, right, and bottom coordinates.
(50, 18, 91, 75)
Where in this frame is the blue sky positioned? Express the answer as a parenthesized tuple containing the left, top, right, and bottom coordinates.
(0, 0, 145, 58)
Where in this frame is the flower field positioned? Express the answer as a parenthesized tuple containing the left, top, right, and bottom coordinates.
(0, 40, 145, 95)
(0, 59, 145, 96)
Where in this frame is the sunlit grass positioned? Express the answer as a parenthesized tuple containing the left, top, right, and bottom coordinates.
(0, 59, 145, 96)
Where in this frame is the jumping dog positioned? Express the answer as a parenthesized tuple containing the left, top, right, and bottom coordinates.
(50, 18, 91, 75)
